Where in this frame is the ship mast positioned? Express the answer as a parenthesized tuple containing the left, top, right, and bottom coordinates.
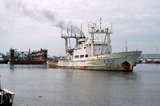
(99, 17, 102, 30)
(61, 24, 85, 56)
(88, 18, 112, 56)
(125, 40, 128, 52)
(107, 26, 112, 54)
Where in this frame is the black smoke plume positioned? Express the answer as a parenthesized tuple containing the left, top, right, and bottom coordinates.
(3, 0, 84, 35)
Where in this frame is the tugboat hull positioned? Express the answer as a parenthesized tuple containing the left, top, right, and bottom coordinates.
(0, 89, 15, 106)
(0, 60, 9, 64)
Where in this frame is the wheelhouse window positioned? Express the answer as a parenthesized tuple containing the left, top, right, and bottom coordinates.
(85, 54, 88, 58)
(75, 55, 79, 58)
(80, 55, 84, 58)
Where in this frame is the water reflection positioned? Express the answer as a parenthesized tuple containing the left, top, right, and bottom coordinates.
(9, 64, 47, 70)
(0, 64, 160, 106)
(9, 64, 14, 70)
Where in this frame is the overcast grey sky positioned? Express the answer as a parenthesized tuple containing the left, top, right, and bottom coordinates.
(0, 0, 160, 56)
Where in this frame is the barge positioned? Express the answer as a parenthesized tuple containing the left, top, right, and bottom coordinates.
(9, 49, 47, 64)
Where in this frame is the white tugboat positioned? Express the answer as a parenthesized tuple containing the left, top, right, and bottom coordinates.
(48, 19, 142, 71)
(0, 76, 15, 106)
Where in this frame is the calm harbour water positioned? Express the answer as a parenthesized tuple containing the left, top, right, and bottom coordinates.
(0, 64, 160, 106)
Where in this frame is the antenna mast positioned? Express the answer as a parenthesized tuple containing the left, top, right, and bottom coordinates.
(99, 17, 102, 30)
(80, 24, 83, 37)
(125, 40, 128, 52)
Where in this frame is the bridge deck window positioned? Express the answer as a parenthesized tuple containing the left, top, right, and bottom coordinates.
(80, 55, 84, 58)
(75, 55, 79, 58)
(85, 54, 88, 58)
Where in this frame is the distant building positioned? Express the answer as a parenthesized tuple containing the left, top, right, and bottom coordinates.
(141, 54, 160, 63)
